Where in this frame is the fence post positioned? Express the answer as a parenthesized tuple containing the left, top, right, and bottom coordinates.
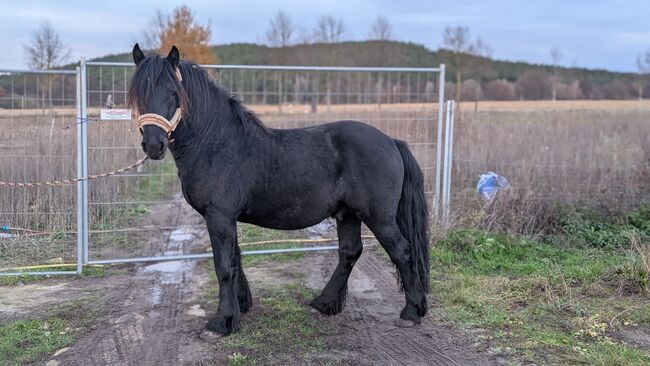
(442, 100, 455, 226)
(76, 66, 83, 274)
(434, 64, 446, 222)
(80, 58, 89, 265)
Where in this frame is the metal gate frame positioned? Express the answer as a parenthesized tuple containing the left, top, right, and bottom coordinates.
(0, 67, 82, 276)
(1, 61, 455, 274)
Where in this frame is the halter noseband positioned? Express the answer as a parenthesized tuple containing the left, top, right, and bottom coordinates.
(136, 68, 184, 142)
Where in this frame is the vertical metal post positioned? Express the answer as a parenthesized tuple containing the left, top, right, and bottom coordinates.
(434, 64, 446, 222)
(80, 58, 89, 265)
(441, 100, 451, 225)
(443, 101, 455, 226)
(75, 66, 83, 274)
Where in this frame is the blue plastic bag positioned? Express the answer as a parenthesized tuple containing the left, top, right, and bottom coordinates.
(477, 172, 509, 201)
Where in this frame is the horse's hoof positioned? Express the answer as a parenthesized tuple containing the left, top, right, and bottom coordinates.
(310, 293, 345, 315)
(206, 313, 240, 336)
(400, 303, 424, 324)
(199, 329, 221, 341)
(395, 318, 419, 328)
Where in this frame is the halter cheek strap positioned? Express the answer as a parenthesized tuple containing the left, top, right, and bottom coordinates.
(136, 67, 184, 142)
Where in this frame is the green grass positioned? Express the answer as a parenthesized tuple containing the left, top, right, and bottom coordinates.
(221, 285, 331, 365)
(0, 265, 106, 286)
(0, 318, 73, 365)
(202, 260, 331, 365)
(203, 223, 333, 365)
(135, 157, 177, 201)
(431, 227, 650, 365)
(238, 223, 308, 266)
(0, 298, 101, 365)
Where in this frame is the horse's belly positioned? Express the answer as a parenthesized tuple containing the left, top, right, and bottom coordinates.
(240, 192, 336, 230)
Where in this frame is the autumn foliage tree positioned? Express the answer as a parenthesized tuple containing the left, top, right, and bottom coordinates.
(150, 5, 217, 64)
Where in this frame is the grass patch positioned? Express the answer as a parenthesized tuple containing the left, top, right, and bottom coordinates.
(238, 223, 309, 266)
(432, 226, 650, 365)
(0, 318, 73, 365)
(222, 285, 332, 365)
(0, 265, 106, 286)
(0, 298, 101, 365)
(135, 157, 178, 201)
(555, 207, 644, 249)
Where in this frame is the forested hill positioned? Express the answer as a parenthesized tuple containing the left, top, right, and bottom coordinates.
(93, 40, 640, 100)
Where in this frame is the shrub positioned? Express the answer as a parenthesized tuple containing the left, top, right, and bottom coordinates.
(555, 207, 643, 249)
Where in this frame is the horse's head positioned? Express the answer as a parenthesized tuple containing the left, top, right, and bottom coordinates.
(128, 44, 188, 160)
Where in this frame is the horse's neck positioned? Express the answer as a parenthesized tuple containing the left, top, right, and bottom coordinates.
(168, 103, 271, 173)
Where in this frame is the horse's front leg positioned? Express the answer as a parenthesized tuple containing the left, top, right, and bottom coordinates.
(205, 210, 241, 335)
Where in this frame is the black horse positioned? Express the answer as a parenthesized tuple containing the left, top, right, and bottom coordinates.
(128, 44, 430, 335)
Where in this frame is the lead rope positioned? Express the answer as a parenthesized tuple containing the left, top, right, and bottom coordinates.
(0, 156, 149, 187)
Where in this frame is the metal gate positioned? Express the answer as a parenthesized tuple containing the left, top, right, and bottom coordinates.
(0, 68, 82, 275)
(1, 60, 453, 274)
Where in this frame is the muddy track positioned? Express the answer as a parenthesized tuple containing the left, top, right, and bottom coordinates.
(50, 198, 211, 366)
(304, 249, 496, 366)
(42, 197, 494, 366)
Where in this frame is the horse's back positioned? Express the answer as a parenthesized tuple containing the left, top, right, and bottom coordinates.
(241, 120, 404, 229)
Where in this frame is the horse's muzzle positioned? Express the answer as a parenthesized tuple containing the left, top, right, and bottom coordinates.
(141, 140, 167, 160)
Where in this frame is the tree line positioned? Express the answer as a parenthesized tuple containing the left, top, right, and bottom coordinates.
(6, 5, 650, 103)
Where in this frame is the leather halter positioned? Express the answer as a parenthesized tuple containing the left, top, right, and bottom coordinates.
(136, 68, 183, 142)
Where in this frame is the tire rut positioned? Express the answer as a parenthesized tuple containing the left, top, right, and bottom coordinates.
(304, 248, 496, 366)
(50, 199, 210, 366)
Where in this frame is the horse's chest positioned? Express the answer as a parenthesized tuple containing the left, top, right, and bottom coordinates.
(178, 173, 209, 215)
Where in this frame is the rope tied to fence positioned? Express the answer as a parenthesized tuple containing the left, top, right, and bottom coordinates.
(0, 156, 149, 187)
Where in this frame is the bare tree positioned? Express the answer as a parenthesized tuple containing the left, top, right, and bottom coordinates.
(296, 27, 314, 45)
(314, 15, 346, 43)
(265, 11, 296, 47)
(368, 15, 393, 41)
(143, 9, 167, 50)
(23, 21, 71, 69)
(440, 26, 491, 103)
(636, 49, 650, 100)
(550, 47, 562, 101)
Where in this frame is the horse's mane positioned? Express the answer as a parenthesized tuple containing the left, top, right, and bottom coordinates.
(128, 56, 269, 133)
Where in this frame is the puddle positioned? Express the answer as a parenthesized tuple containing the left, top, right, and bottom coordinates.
(142, 261, 193, 275)
(187, 304, 206, 317)
(150, 285, 162, 305)
(169, 229, 193, 242)
(306, 219, 336, 239)
(141, 260, 194, 304)
(140, 226, 198, 305)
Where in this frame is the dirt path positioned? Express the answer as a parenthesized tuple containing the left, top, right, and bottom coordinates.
(303, 250, 495, 366)
(47, 198, 213, 366)
(1, 197, 496, 365)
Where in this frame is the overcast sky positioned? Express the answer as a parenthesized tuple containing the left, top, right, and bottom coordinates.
(1, 0, 648, 72)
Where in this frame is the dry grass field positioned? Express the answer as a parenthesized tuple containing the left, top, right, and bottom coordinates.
(2, 100, 650, 366)
(0, 99, 649, 267)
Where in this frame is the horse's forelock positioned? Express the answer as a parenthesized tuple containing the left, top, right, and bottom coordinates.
(128, 56, 189, 117)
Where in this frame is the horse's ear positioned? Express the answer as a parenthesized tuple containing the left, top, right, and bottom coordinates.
(167, 46, 180, 68)
(133, 43, 145, 65)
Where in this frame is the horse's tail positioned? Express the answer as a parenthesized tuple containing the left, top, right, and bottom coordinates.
(394, 139, 430, 292)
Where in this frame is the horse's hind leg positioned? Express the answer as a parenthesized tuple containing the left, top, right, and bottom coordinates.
(311, 214, 363, 315)
(367, 221, 427, 323)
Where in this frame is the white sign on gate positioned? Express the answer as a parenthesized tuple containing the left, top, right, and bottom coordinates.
(100, 109, 132, 120)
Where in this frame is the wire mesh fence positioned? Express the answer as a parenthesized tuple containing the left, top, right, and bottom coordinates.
(448, 104, 650, 232)
(83, 62, 445, 264)
(0, 69, 79, 275)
